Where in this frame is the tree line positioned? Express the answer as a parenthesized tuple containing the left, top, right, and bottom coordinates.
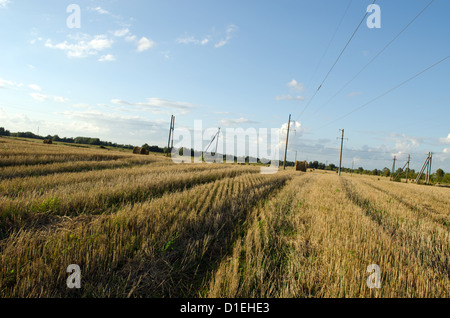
(1, 127, 449, 183)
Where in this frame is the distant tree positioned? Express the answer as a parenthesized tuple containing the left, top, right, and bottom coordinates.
(436, 168, 444, 180)
(0, 127, 10, 136)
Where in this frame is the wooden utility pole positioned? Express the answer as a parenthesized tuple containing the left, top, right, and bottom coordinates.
(426, 152, 432, 185)
(405, 154, 410, 183)
(283, 114, 291, 170)
(167, 115, 175, 155)
(415, 152, 432, 184)
(338, 129, 344, 176)
(171, 116, 175, 148)
(205, 128, 221, 154)
(390, 156, 396, 181)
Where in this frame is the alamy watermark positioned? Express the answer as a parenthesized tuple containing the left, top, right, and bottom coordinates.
(366, 4, 381, 29)
(66, 264, 81, 289)
(366, 264, 381, 288)
(66, 4, 81, 29)
(170, 120, 281, 174)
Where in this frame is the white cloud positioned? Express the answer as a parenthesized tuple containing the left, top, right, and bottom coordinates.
(0, 0, 10, 8)
(214, 40, 228, 48)
(219, 117, 259, 126)
(176, 36, 210, 45)
(280, 120, 302, 134)
(137, 37, 156, 52)
(386, 133, 423, 157)
(275, 95, 305, 101)
(287, 79, 304, 92)
(113, 28, 130, 37)
(98, 54, 116, 62)
(125, 35, 137, 42)
(90, 6, 109, 15)
(29, 84, 42, 91)
(0, 77, 22, 89)
(30, 92, 50, 102)
(45, 34, 114, 58)
(29, 91, 68, 103)
(176, 24, 238, 49)
(215, 24, 238, 48)
(58, 109, 168, 145)
(53, 96, 68, 103)
(111, 97, 195, 115)
(439, 134, 450, 144)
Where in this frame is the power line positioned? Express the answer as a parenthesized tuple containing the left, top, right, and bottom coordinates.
(313, 0, 435, 116)
(315, 54, 450, 130)
(305, 0, 353, 93)
(294, 0, 377, 121)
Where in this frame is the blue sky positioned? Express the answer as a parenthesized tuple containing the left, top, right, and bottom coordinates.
(0, 0, 449, 171)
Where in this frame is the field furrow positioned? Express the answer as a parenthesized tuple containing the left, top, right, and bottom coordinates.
(0, 166, 261, 240)
(341, 177, 450, 278)
(0, 172, 290, 297)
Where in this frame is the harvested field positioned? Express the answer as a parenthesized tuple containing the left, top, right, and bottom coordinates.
(0, 138, 449, 298)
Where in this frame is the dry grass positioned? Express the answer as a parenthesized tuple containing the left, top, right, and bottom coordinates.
(0, 138, 449, 298)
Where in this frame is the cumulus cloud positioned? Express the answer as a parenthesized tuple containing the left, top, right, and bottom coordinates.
(439, 134, 450, 144)
(136, 37, 156, 52)
(98, 54, 116, 62)
(112, 28, 130, 37)
(287, 79, 304, 92)
(45, 34, 114, 58)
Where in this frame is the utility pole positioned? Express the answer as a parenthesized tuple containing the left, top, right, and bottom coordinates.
(215, 127, 220, 156)
(426, 152, 433, 185)
(405, 154, 410, 183)
(167, 115, 175, 155)
(171, 116, 175, 148)
(283, 114, 291, 170)
(294, 151, 297, 163)
(390, 156, 396, 181)
(338, 129, 344, 176)
(415, 152, 432, 184)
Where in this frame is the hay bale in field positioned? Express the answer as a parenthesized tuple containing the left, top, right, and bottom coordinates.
(43, 139, 53, 144)
(133, 146, 149, 155)
(295, 161, 307, 172)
